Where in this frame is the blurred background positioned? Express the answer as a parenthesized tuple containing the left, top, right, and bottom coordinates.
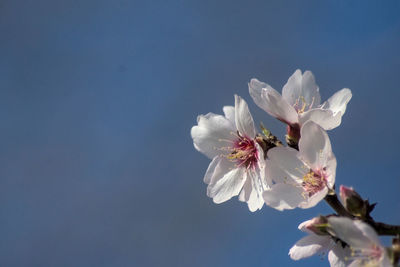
(1, 0, 400, 266)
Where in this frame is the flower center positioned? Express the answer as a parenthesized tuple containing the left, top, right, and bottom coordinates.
(302, 170, 327, 197)
(350, 245, 383, 267)
(293, 96, 315, 114)
(227, 132, 258, 169)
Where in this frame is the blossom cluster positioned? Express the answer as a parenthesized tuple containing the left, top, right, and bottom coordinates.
(191, 70, 398, 266)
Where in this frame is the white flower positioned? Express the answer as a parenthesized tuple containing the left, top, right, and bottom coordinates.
(328, 217, 391, 267)
(190, 95, 268, 212)
(249, 69, 352, 137)
(289, 217, 351, 267)
(263, 121, 336, 210)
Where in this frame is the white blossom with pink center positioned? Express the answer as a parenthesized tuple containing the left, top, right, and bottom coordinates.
(191, 95, 268, 212)
(328, 217, 391, 267)
(289, 217, 351, 267)
(263, 121, 336, 210)
(248, 69, 352, 139)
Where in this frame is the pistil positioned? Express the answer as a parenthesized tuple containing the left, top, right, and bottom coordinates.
(227, 132, 258, 170)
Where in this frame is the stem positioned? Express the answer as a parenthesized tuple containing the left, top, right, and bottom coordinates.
(324, 193, 353, 218)
(324, 192, 400, 236)
(368, 221, 400, 236)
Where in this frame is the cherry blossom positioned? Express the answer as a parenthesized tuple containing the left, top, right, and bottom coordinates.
(191, 95, 267, 211)
(249, 69, 352, 140)
(289, 217, 351, 267)
(328, 217, 391, 267)
(263, 121, 336, 210)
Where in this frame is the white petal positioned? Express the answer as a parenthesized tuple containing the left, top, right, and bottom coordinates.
(328, 245, 351, 267)
(353, 220, 382, 247)
(299, 121, 333, 170)
(255, 143, 266, 170)
(191, 113, 236, 159)
(289, 235, 331, 260)
(204, 156, 220, 184)
(379, 253, 392, 267)
(347, 257, 390, 267)
(347, 259, 364, 267)
(203, 156, 235, 184)
(299, 108, 342, 130)
(282, 69, 302, 106)
(282, 69, 321, 109)
(234, 95, 256, 138)
(301, 71, 321, 107)
(298, 219, 313, 232)
(322, 88, 352, 116)
(239, 176, 250, 199)
(325, 155, 337, 188)
(223, 106, 235, 126)
(265, 158, 289, 185)
(239, 170, 265, 212)
(207, 167, 246, 204)
(239, 175, 251, 202)
(262, 87, 299, 125)
(248, 78, 275, 112)
(266, 146, 307, 183)
(327, 217, 374, 249)
(255, 144, 269, 186)
(299, 187, 328, 209)
(263, 183, 304, 211)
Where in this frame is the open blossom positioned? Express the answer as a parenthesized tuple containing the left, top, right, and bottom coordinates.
(328, 217, 391, 267)
(190, 95, 267, 212)
(263, 121, 336, 210)
(249, 69, 352, 140)
(289, 217, 351, 267)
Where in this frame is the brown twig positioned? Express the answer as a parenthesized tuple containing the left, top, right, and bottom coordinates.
(324, 191, 400, 236)
(324, 193, 353, 218)
(368, 221, 400, 236)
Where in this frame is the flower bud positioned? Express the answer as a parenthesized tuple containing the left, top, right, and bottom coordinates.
(304, 216, 329, 236)
(339, 185, 367, 218)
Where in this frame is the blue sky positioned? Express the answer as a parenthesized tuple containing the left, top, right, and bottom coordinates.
(0, 0, 399, 266)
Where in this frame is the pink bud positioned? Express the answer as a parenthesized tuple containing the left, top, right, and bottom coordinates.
(339, 185, 355, 202)
(304, 216, 328, 236)
(339, 185, 367, 218)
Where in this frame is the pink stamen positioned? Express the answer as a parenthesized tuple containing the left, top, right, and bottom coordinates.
(228, 132, 258, 170)
(302, 169, 327, 197)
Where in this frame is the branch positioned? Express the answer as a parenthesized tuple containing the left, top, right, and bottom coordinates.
(324, 191, 400, 236)
(324, 193, 353, 218)
(368, 221, 400, 236)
